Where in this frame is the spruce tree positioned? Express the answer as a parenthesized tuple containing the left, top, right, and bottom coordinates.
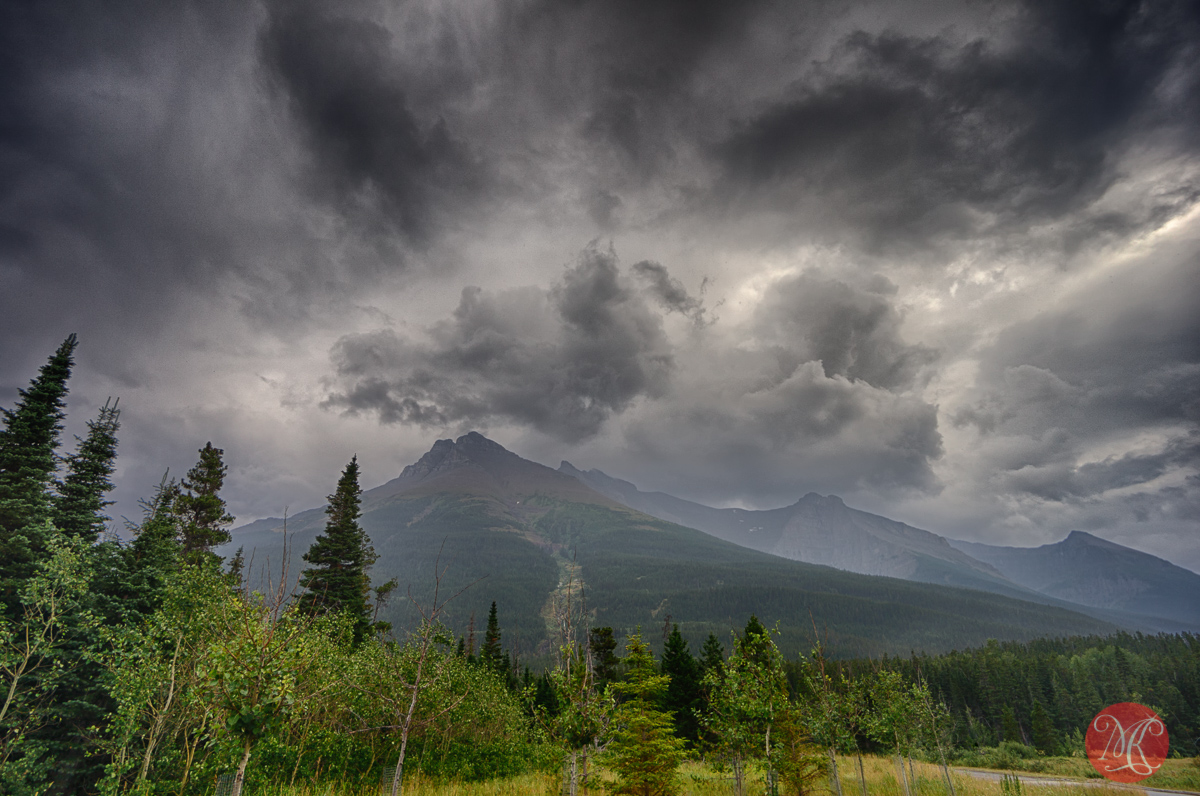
(700, 632, 725, 674)
(297, 457, 377, 644)
(174, 442, 234, 565)
(1000, 705, 1022, 744)
(589, 626, 619, 692)
(51, 399, 120, 543)
(1030, 700, 1056, 754)
(123, 475, 184, 619)
(481, 601, 505, 673)
(605, 630, 685, 796)
(0, 334, 77, 621)
(660, 625, 703, 745)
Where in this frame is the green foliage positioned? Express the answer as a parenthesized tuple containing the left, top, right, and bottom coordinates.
(175, 442, 234, 565)
(51, 399, 120, 543)
(1000, 706, 1021, 744)
(660, 625, 702, 745)
(770, 704, 827, 796)
(590, 627, 619, 692)
(826, 632, 1200, 758)
(0, 525, 96, 794)
(481, 601, 506, 676)
(702, 616, 789, 787)
(298, 457, 377, 646)
(0, 335, 77, 622)
(1029, 701, 1055, 755)
(605, 631, 685, 796)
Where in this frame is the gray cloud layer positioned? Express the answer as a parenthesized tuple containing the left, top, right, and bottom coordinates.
(2, 0, 1199, 569)
(325, 247, 674, 442)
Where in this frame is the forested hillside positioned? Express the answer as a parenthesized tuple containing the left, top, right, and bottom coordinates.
(830, 632, 1200, 758)
(229, 432, 1119, 661)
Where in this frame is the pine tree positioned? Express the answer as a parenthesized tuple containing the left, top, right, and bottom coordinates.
(51, 399, 120, 543)
(481, 601, 505, 673)
(605, 631, 686, 796)
(660, 625, 703, 745)
(1001, 705, 1022, 744)
(0, 334, 77, 621)
(175, 442, 234, 565)
(123, 475, 184, 619)
(1030, 700, 1056, 754)
(589, 626, 620, 692)
(700, 632, 725, 674)
(297, 457, 377, 644)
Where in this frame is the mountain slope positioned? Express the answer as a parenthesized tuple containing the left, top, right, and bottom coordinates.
(227, 433, 1118, 660)
(951, 532, 1200, 630)
(560, 463, 1028, 598)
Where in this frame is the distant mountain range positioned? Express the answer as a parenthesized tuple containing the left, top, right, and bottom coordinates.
(951, 533, 1200, 630)
(227, 432, 1125, 660)
(560, 462, 1200, 633)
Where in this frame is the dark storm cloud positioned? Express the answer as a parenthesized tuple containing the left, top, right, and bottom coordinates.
(630, 260, 707, 324)
(324, 246, 673, 442)
(259, 2, 483, 242)
(509, 0, 761, 164)
(0, 1, 269, 367)
(754, 271, 936, 390)
(716, 0, 1200, 252)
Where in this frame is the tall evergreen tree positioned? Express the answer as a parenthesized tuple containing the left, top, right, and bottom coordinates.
(174, 442, 233, 566)
(1030, 700, 1056, 754)
(660, 625, 703, 745)
(1000, 705, 1022, 744)
(481, 601, 505, 673)
(297, 457, 376, 644)
(589, 626, 619, 692)
(700, 633, 725, 675)
(0, 334, 77, 621)
(122, 475, 184, 619)
(51, 399, 120, 543)
(605, 631, 685, 796)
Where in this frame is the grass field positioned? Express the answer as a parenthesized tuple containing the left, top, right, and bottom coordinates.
(233, 753, 1200, 796)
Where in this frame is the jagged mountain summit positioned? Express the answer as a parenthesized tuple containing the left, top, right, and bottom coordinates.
(951, 532, 1200, 629)
(227, 432, 1119, 659)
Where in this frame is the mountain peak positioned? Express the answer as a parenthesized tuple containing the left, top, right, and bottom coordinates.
(455, 430, 509, 453)
(398, 431, 517, 482)
(798, 492, 845, 507)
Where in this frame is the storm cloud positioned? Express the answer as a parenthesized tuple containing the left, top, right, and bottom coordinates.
(324, 247, 674, 442)
(3, 0, 1200, 571)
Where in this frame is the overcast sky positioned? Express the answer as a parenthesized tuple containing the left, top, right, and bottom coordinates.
(3, 0, 1199, 572)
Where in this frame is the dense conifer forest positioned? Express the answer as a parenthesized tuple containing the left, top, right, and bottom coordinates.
(2, 338, 1198, 795)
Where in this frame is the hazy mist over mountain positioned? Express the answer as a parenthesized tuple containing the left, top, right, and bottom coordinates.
(3, 1, 1199, 572)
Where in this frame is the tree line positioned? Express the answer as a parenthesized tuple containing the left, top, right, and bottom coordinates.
(2, 336, 1198, 796)
(828, 632, 1200, 761)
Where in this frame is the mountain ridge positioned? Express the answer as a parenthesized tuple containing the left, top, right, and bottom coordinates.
(950, 532, 1200, 629)
(559, 462, 1199, 633)
(226, 432, 1121, 659)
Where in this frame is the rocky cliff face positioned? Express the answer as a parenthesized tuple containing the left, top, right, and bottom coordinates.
(398, 432, 514, 482)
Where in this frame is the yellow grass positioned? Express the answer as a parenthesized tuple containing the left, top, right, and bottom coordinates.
(243, 754, 1198, 796)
